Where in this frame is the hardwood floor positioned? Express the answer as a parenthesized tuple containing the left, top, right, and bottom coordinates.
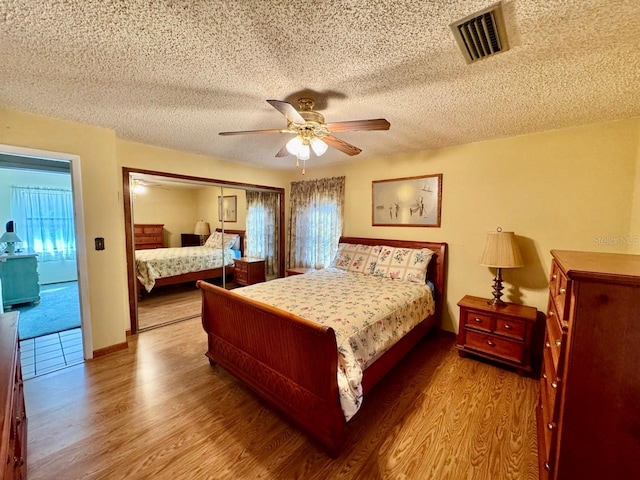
(137, 279, 238, 330)
(24, 318, 539, 479)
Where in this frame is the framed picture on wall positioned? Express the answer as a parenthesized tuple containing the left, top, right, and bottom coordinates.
(372, 174, 442, 227)
(218, 195, 237, 222)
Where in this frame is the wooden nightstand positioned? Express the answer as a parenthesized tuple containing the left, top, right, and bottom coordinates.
(234, 257, 266, 286)
(456, 295, 539, 376)
(181, 233, 207, 247)
(285, 267, 316, 276)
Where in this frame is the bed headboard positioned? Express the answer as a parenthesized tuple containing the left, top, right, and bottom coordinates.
(338, 236, 448, 324)
(216, 228, 246, 257)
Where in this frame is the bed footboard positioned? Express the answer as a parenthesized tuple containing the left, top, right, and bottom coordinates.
(197, 280, 346, 456)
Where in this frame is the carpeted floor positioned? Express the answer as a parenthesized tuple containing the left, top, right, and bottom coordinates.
(17, 281, 81, 340)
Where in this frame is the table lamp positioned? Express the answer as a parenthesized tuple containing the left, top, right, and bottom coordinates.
(194, 221, 211, 236)
(479, 227, 523, 306)
(0, 231, 22, 255)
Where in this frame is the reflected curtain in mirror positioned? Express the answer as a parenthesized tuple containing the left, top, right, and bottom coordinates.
(246, 190, 279, 277)
(288, 176, 345, 269)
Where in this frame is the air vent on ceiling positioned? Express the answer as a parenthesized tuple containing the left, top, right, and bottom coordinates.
(450, 2, 509, 64)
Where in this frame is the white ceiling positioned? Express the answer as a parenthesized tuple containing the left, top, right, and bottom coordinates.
(1, 1, 640, 171)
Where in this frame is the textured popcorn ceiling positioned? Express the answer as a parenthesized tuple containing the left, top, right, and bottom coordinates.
(1, 1, 640, 170)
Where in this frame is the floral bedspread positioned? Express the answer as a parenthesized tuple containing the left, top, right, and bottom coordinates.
(135, 246, 235, 292)
(233, 267, 435, 421)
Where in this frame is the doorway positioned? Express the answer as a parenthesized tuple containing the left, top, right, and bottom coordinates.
(0, 144, 92, 378)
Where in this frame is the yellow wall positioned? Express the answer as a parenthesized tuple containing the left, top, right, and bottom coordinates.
(133, 186, 199, 247)
(631, 130, 640, 254)
(196, 186, 247, 232)
(2, 105, 639, 348)
(292, 117, 640, 331)
(0, 107, 128, 351)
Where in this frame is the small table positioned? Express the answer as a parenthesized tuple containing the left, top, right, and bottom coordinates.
(233, 257, 266, 286)
(285, 267, 316, 276)
(455, 295, 539, 376)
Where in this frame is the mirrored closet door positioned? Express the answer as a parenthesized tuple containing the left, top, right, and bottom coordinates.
(122, 167, 284, 333)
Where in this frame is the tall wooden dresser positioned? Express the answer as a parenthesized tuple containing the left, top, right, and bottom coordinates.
(0, 311, 27, 479)
(133, 224, 164, 250)
(537, 250, 640, 479)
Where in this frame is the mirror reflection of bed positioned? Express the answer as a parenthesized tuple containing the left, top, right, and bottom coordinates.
(124, 168, 285, 333)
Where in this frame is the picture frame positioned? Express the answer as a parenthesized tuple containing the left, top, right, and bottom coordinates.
(372, 174, 442, 227)
(218, 195, 237, 223)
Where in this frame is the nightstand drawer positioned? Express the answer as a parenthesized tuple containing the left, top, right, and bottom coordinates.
(463, 311, 493, 332)
(495, 317, 525, 340)
(465, 330, 524, 364)
(235, 262, 248, 273)
(234, 269, 248, 283)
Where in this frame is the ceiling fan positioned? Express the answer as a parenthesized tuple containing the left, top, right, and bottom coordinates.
(219, 98, 390, 173)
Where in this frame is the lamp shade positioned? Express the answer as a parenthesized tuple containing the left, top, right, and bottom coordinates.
(479, 230, 523, 268)
(0, 232, 21, 244)
(194, 221, 211, 236)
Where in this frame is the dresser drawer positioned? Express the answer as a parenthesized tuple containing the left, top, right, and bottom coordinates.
(541, 347, 560, 418)
(550, 260, 571, 320)
(495, 317, 525, 340)
(464, 330, 524, 364)
(463, 310, 493, 332)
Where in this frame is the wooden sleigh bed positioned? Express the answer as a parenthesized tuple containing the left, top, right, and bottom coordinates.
(198, 236, 447, 456)
(136, 228, 245, 294)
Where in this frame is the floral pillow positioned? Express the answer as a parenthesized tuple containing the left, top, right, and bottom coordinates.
(372, 246, 434, 284)
(204, 232, 239, 249)
(332, 243, 382, 274)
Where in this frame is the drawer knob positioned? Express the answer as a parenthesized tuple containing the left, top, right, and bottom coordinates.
(559, 288, 566, 294)
(487, 340, 495, 347)
(545, 341, 551, 349)
(552, 274, 557, 280)
(542, 373, 548, 380)
(504, 323, 512, 330)
(547, 422, 555, 431)
(555, 339, 561, 347)
(551, 381, 558, 389)
(548, 311, 554, 317)
(544, 462, 551, 471)
(474, 317, 482, 323)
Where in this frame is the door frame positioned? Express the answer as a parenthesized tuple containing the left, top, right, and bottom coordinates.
(0, 143, 93, 358)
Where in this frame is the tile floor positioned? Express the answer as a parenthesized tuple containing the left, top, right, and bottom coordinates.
(19, 327, 84, 380)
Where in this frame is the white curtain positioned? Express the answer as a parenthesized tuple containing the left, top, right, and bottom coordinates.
(10, 186, 76, 262)
(245, 190, 279, 277)
(288, 176, 345, 269)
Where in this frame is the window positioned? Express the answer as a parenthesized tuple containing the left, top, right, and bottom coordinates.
(245, 190, 279, 277)
(10, 186, 76, 262)
(288, 176, 345, 269)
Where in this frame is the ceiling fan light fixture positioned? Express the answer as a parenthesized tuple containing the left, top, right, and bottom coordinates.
(286, 136, 303, 155)
(297, 143, 310, 161)
(310, 137, 328, 156)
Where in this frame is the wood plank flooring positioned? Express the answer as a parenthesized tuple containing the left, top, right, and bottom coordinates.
(24, 317, 539, 479)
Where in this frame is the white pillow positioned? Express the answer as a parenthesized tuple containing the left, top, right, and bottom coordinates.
(372, 246, 434, 284)
(204, 232, 238, 249)
(332, 243, 381, 274)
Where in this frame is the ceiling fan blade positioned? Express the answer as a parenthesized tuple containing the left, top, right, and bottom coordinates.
(267, 100, 306, 125)
(323, 135, 362, 156)
(326, 118, 390, 132)
(219, 128, 284, 136)
(275, 143, 290, 157)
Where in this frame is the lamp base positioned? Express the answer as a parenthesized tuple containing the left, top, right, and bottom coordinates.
(5, 242, 16, 255)
(487, 267, 507, 307)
